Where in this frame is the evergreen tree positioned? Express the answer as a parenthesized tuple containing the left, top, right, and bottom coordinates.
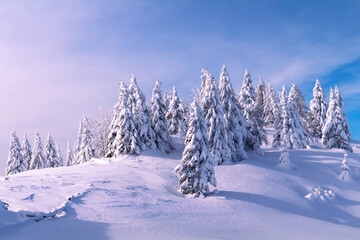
(166, 87, 187, 135)
(111, 82, 141, 156)
(322, 86, 352, 151)
(239, 70, 267, 146)
(340, 153, 350, 181)
(180, 100, 190, 136)
(308, 79, 328, 138)
(291, 84, 308, 120)
(151, 81, 174, 153)
(45, 133, 60, 168)
(5, 131, 23, 175)
(255, 75, 267, 120)
(65, 141, 73, 166)
(263, 83, 279, 126)
(218, 65, 247, 161)
(20, 134, 32, 172)
(56, 143, 63, 167)
(201, 69, 231, 164)
(279, 146, 291, 168)
(174, 101, 216, 197)
(128, 75, 155, 150)
(272, 85, 308, 149)
(73, 121, 83, 162)
(163, 90, 172, 111)
(30, 132, 47, 170)
(77, 117, 96, 163)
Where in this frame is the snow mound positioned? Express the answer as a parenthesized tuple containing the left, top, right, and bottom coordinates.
(305, 186, 335, 202)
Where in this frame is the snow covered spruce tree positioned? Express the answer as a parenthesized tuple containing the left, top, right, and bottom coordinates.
(76, 117, 96, 163)
(239, 70, 267, 146)
(20, 134, 32, 172)
(166, 87, 187, 135)
(272, 85, 308, 149)
(200, 69, 231, 164)
(291, 84, 308, 121)
(107, 82, 141, 156)
(45, 133, 60, 168)
(174, 101, 216, 197)
(151, 81, 174, 153)
(263, 83, 280, 126)
(128, 75, 155, 150)
(322, 86, 352, 151)
(340, 153, 350, 181)
(163, 90, 172, 111)
(218, 65, 247, 161)
(73, 121, 83, 162)
(279, 146, 291, 168)
(65, 141, 73, 166)
(30, 132, 48, 170)
(113, 82, 140, 156)
(255, 75, 267, 120)
(308, 79, 328, 138)
(56, 144, 63, 167)
(5, 131, 23, 175)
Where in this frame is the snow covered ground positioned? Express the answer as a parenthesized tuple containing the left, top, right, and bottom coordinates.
(1, 134, 360, 239)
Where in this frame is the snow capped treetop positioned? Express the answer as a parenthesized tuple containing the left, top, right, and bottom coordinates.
(151, 81, 174, 153)
(239, 70, 256, 111)
(128, 74, 140, 111)
(20, 134, 32, 172)
(322, 86, 351, 151)
(309, 79, 328, 138)
(201, 69, 231, 164)
(201, 68, 209, 91)
(290, 84, 308, 120)
(30, 132, 48, 170)
(56, 143, 63, 167)
(65, 141, 73, 166)
(5, 131, 23, 175)
(263, 82, 279, 126)
(166, 86, 186, 135)
(218, 65, 247, 161)
(255, 75, 266, 116)
(45, 132, 60, 168)
(280, 85, 288, 108)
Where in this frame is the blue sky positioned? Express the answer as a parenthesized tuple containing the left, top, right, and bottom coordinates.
(0, 0, 360, 171)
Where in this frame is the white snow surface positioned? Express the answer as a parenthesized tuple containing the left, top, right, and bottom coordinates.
(1, 133, 360, 239)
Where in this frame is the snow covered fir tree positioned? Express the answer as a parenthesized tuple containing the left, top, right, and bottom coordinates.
(174, 101, 216, 197)
(128, 75, 155, 151)
(3, 68, 355, 188)
(200, 69, 231, 165)
(322, 87, 352, 151)
(218, 65, 247, 161)
(150, 81, 174, 153)
(20, 134, 32, 172)
(44, 133, 60, 168)
(340, 153, 350, 181)
(272, 85, 308, 149)
(239, 70, 267, 146)
(30, 132, 47, 170)
(308, 79, 328, 138)
(106, 82, 140, 157)
(5, 131, 23, 175)
(166, 87, 187, 135)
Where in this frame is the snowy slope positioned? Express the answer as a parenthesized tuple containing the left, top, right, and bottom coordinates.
(1, 134, 360, 240)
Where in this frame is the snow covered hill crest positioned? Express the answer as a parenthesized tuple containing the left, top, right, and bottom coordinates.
(1, 133, 360, 240)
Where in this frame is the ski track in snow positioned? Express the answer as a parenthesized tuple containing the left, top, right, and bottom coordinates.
(1, 134, 360, 239)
